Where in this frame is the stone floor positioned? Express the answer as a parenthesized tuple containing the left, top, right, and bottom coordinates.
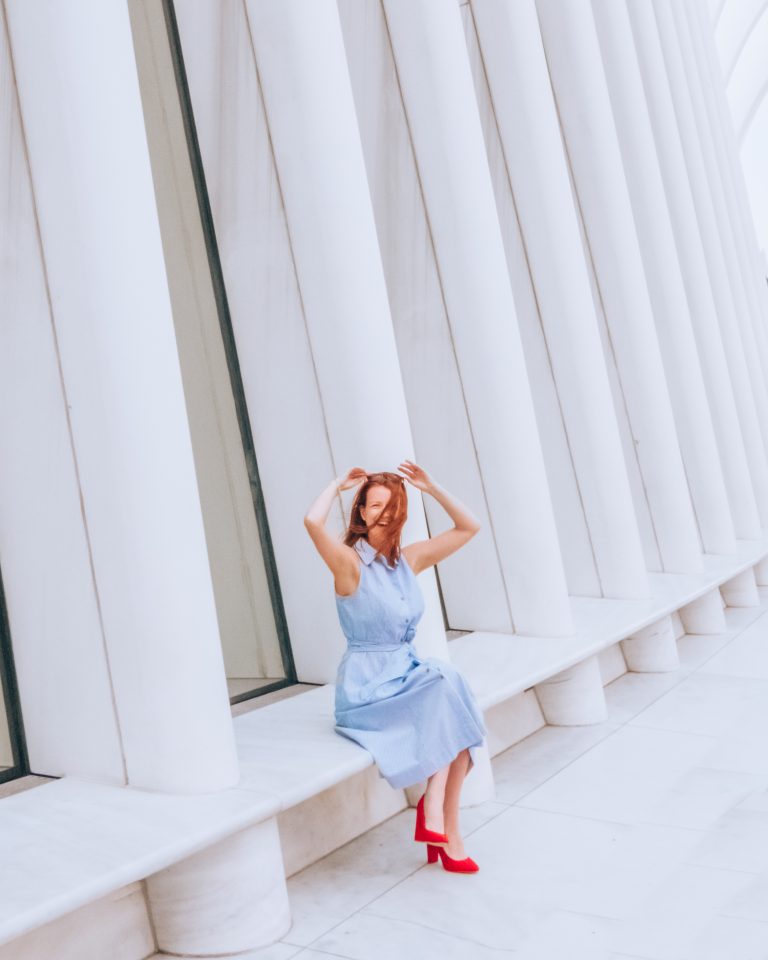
(162, 591, 768, 960)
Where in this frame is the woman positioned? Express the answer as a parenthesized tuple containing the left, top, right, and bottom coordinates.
(303, 460, 488, 873)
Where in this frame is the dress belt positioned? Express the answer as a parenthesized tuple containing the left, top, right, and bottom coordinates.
(347, 640, 412, 652)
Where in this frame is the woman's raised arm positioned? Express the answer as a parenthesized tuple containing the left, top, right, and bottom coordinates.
(399, 460, 480, 575)
(304, 468, 367, 592)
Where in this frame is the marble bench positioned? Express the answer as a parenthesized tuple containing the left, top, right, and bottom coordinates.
(0, 685, 377, 957)
(453, 544, 768, 733)
(1, 542, 766, 958)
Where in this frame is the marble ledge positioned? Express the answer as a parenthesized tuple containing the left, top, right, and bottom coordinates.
(450, 540, 768, 710)
(232, 684, 374, 809)
(0, 689, 374, 948)
(0, 776, 282, 949)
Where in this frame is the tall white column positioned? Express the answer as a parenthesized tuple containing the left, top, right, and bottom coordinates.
(4, 0, 239, 793)
(652, 0, 768, 526)
(470, 0, 649, 599)
(242, 0, 450, 655)
(535, 0, 703, 574)
(669, 0, 768, 454)
(591, 0, 736, 556)
(685, 0, 768, 383)
(626, 0, 762, 540)
(377, 0, 574, 636)
(701, 1, 768, 300)
(0, 5, 124, 780)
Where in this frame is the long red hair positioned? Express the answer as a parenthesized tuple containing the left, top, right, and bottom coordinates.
(344, 472, 408, 567)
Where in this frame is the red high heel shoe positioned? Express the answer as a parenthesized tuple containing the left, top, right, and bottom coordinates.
(427, 843, 480, 873)
(414, 794, 448, 845)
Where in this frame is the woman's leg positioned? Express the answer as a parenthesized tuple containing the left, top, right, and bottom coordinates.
(423, 762, 451, 834)
(443, 748, 471, 859)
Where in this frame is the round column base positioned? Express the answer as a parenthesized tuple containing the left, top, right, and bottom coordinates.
(720, 568, 760, 607)
(459, 741, 496, 807)
(678, 587, 727, 634)
(146, 818, 291, 956)
(404, 783, 423, 808)
(754, 556, 768, 586)
(403, 740, 496, 808)
(621, 615, 679, 672)
(534, 656, 607, 725)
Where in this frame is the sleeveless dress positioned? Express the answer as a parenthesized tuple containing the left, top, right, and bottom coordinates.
(333, 537, 487, 790)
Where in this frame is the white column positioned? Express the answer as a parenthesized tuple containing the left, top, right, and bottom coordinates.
(380, 0, 574, 636)
(4, 0, 238, 793)
(242, 0, 448, 657)
(535, 0, 703, 574)
(670, 0, 768, 454)
(591, 0, 736, 557)
(0, 6, 124, 780)
(470, 0, 649, 599)
(685, 0, 768, 383)
(652, 0, 768, 526)
(626, 0, 762, 540)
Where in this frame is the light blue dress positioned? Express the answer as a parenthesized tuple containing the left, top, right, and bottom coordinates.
(333, 537, 487, 789)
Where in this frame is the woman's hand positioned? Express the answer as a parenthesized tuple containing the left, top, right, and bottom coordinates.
(337, 467, 368, 492)
(397, 460, 435, 493)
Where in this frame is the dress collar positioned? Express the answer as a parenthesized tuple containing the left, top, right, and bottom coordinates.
(355, 538, 398, 568)
(355, 538, 378, 565)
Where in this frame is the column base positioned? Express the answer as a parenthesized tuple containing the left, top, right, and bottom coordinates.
(720, 568, 760, 607)
(146, 818, 291, 956)
(459, 742, 496, 806)
(534, 656, 607, 725)
(620, 615, 679, 671)
(678, 587, 728, 634)
(404, 783, 422, 808)
(403, 740, 496, 808)
(754, 556, 768, 585)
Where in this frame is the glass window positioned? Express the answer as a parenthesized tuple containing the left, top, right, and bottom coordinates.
(0, 571, 28, 783)
(129, 0, 296, 704)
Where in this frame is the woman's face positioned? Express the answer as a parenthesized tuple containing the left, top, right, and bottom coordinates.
(360, 484, 393, 534)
